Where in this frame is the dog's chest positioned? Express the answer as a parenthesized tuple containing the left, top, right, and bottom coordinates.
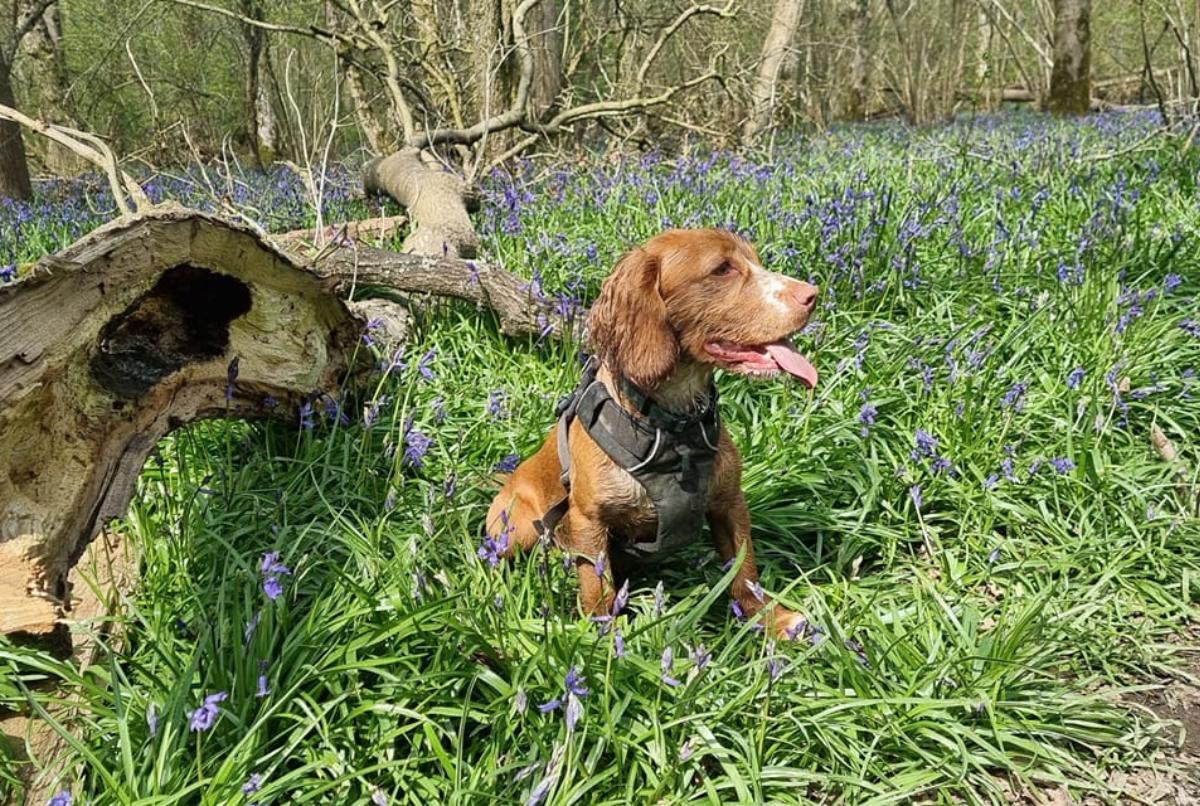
(596, 464, 659, 540)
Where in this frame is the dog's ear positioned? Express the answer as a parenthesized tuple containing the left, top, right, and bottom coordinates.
(587, 246, 677, 389)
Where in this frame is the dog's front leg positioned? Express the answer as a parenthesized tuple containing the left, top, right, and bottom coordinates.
(567, 506, 615, 617)
(708, 493, 806, 640)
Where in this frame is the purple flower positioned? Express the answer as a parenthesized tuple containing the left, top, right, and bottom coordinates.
(1051, 457, 1075, 474)
(611, 579, 629, 616)
(261, 551, 290, 575)
(538, 698, 562, 713)
(565, 693, 584, 732)
(146, 702, 158, 737)
(661, 647, 681, 687)
(403, 428, 434, 468)
(767, 654, 784, 682)
(188, 691, 228, 732)
(256, 673, 270, 697)
(689, 644, 711, 670)
(362, 317, 384, 346)
(263, 576, 284, 600)
(298, 401, 315, 429)
(909, 484, 923, 511)
(858, 402, 877, 437)
(1164, 273, 1183, 293)
(487, 389, 508, 418)
(48, 793, 72, 806)
(1001, 380, 1028, 411)
(594, 552, 607, 579)
(731, 599, 745, 620)
(913, 429, 939, 458)
(679, 738, 697, 762)
(242, 773, 263, 794)
(225, 356, 239, 401)
(493, 454, 520, 473)
(478, 527, 510, 567)
(564, 666, 589, 698)
(443, 472, 457, 499)
(432, 397, 447, 423)
(0, 264, 15, 283)
(515, 688, 528, 714)
(654, 581, 665, 616)
(1181, 320, 1200, 337)
(371, 789, 388, 806)
(988, 548, 1001, 565)
(614, 628, 626, 658)
(1067, 367, 1085, 389)
(416, 349, 437, 381)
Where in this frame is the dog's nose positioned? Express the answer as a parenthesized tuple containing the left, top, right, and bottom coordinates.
(793, 282, 818, 310)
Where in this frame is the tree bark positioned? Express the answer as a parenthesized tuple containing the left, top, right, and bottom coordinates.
(530, 0, 563, 117)
(1047, 0, 1091, 115)
(846, 0, 871, 120)
(0, 55, 32, 200)
(0, 204, 570, 637)
(239, 0, 270, 167)
(743, 0, 804, 142)
(15, 0, 80, 176)
(362, 149, 480, 258)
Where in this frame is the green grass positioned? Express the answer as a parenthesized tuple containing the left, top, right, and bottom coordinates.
(3, 112, 1200, 804)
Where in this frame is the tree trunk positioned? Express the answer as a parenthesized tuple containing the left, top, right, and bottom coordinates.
(846, 0, 871, 120)
(0, 56, 33, 201)
(15, 0, 81, 176)
(0, 204, 569, 637)
(530, 0, 564, 118)
(1047, 0, 1091, 115)
(468, 0, 512, 158)
(239, 0, 269, 167)
(743, 0, 804, 142)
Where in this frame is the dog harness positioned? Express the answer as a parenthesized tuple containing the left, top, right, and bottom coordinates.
(535, 358, 722, 561)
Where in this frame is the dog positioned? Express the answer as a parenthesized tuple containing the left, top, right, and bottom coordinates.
(485, 228, 818, 638)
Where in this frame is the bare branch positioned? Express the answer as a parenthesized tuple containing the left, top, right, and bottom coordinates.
(166, 0, 343, 45)
(0, 103, 149, 215)
(635, 2, 736, 92)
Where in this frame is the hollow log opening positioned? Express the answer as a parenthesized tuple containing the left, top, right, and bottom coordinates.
(91, 266, 253, 399)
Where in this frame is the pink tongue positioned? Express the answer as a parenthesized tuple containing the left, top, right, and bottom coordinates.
(766, 341, 818, 388)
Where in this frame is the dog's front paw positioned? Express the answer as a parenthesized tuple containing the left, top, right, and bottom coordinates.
(772, 607, 810, 641)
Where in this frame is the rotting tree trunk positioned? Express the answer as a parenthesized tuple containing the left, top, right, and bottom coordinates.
(1047, 0, 1091, 115)
(0, 55, 32, 201)
(530, 0, 564, 117)
(743, 0, 804, 142)
(0, 204, 569, 637)
(363, 150, 480, 258)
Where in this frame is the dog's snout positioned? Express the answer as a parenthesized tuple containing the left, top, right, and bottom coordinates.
(793, 282, 818, 310)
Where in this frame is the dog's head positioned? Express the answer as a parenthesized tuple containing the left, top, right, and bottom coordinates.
(588, 228, 818, 390)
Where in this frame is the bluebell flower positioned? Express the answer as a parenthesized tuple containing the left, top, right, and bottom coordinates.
(443, 472, 457, 499)
(48, 793, 72, 806)
(256, 672, 270, 698)
(1051, 457, 1075, 474)
(416, 349, 437, 381)
(858, 401, 877, 437)
(1067, 367, 1085, 389)
(403, 428, 434, 468)
(487, 389, 508, 418)
(661, 647, 681, 687)
(494, 454, 520, 473)
(189, 691, 228, 732)
(614, 628, 626, 658)
(611, 579, 629, 616)
(1164, 273, 1183, 293)
(0, 264, 15, 283)
(242, 773, 263, 794)
(689, 644, 711, 670)
(515, 688, 528, 714)
(298, 401, 315, 429)
(910, 484, 923, 511)
(1000, 380, 1028, 411)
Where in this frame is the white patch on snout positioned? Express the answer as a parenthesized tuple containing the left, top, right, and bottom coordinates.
(750, 263, 796, 317)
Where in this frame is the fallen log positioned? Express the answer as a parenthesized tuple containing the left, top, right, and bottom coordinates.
(0, 203, 570, 637)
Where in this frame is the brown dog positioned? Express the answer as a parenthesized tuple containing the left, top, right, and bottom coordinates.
(485, 229, 818, 638)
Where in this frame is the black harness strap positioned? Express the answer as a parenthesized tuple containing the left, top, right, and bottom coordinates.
(536, 358, 721, 561)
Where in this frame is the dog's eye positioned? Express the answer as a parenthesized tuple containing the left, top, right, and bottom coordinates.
(712, 261, 735, 277)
